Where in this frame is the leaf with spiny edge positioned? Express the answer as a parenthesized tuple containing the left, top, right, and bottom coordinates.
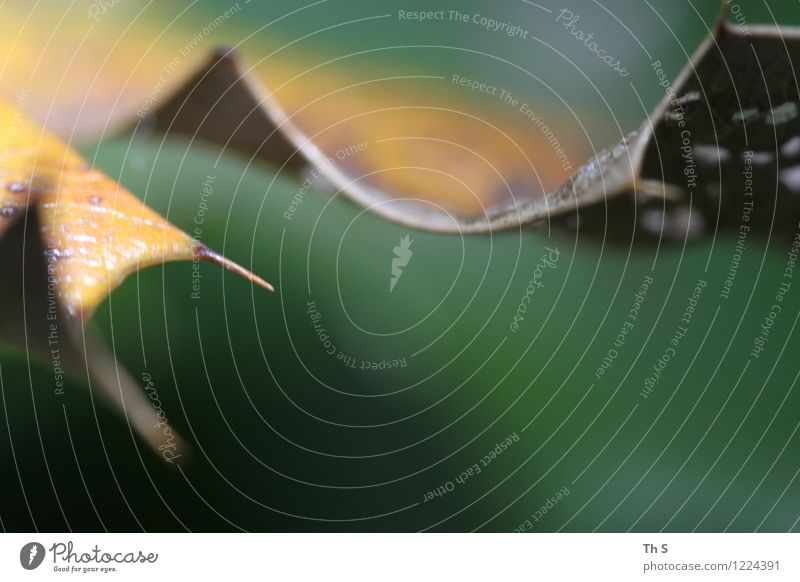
(0, 1, 592, 234)
(6, 0, 796, 241)
(0, 98, 271, 318)
(4, 0, 800, 457)
(0, 96, 272, 456)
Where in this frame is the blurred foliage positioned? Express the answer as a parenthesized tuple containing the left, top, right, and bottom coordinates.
(1, 0, 799, 531)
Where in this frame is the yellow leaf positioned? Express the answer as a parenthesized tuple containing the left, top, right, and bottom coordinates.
(0, 92, 270, 458)
(0, 98, 271, 319)
(0, 2, 592, 231)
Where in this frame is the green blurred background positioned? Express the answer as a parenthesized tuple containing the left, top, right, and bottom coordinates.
(1, 0, 800, 532)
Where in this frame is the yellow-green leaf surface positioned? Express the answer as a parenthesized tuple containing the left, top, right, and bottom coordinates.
(0, 2, 593, 231)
